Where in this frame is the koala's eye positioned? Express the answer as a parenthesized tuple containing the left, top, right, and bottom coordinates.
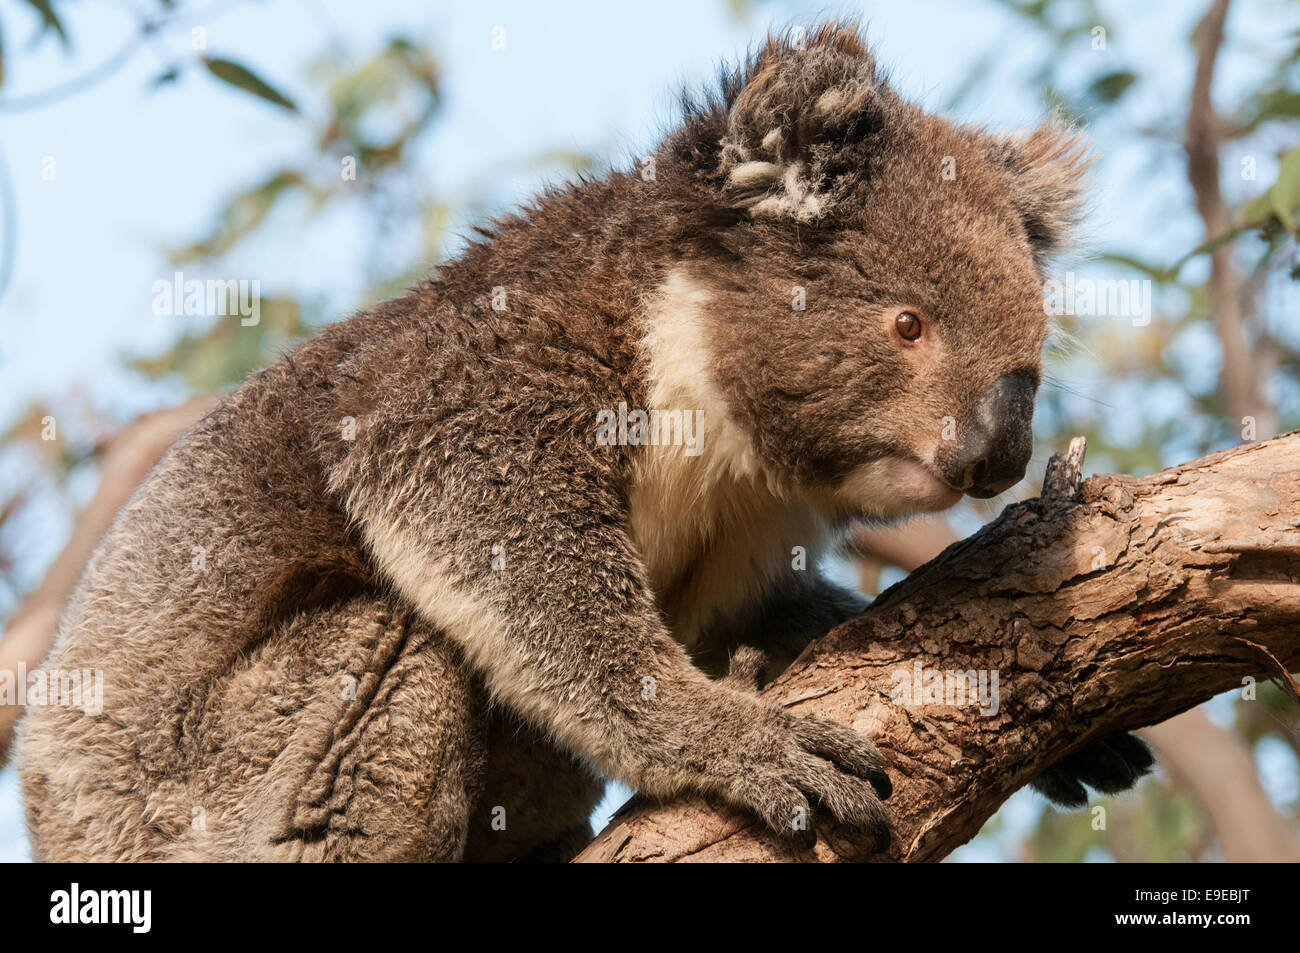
(895, 311, 922, 341)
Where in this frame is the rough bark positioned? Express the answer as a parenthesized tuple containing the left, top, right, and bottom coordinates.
(853, 485, 1300, 863)
(576, 432, 1300, 862)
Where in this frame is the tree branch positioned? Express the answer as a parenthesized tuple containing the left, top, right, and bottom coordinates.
(576, 432, 1300, 862)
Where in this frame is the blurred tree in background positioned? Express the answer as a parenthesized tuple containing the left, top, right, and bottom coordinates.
(948, 0, 1300, 861)
(0, 0, 1296, 862)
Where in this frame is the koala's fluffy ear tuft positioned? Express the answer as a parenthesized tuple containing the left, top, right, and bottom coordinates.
(716, 20, 893, 221)
(988, 118, 1093, 267)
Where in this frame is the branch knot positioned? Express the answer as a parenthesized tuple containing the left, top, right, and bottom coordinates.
(1041, 436, 1087, 503)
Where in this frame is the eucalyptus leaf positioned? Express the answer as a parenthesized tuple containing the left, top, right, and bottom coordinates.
(203, 56, 297, 112)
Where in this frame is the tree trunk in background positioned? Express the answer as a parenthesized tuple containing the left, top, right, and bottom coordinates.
(850, 518, 961, 595)
(1186, 0, 1276, 439)
(0, 397, 214, 763)
(1141, 709, 1300, 861)
(577, 433, 1300, 862)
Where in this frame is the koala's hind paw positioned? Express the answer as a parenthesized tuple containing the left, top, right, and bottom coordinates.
(1030, 731, 1155, 808)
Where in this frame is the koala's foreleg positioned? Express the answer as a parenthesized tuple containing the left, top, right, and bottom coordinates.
(333, 390, 893, 847)
(700, 567, 1154, 811)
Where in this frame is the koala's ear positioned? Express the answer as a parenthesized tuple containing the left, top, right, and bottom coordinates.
(717, 22, 890, 221)
(987, 119, 1092, 266)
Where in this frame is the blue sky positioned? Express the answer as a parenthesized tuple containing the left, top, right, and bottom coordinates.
(6, 0, 1294, 453)
(0, 0, 1204, 419)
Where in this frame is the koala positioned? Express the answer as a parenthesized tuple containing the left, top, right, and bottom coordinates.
(19, 22, 1150, 862)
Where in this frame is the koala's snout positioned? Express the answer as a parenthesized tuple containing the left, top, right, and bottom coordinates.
(939, 372, 1037, 498)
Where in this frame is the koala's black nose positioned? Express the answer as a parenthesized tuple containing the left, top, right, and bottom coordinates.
(940, 372, 1037, 498)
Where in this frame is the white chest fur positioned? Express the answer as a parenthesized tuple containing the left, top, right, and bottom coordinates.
(630, 269, 829, 647)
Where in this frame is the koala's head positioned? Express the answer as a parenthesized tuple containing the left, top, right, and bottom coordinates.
(664, 22, 1089, 517)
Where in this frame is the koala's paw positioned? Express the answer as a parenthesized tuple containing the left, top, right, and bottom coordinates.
(699, 696, 894, 851)
(720, 645, 769, 693)
(1030, 732, 1155, 808)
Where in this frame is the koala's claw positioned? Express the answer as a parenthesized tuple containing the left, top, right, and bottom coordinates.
(723, 708, 893, 852)
(790, 714, 893, 800)
(1030, 731, 1154, 808)
(707, 651, 893, 850)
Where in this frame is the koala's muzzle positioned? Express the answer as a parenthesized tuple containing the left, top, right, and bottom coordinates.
(939, 372, 1037, 498)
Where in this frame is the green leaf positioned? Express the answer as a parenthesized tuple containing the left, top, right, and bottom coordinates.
(1086, 69, 1137, 104)
(150, 66, 181, 90)
(168, 169, 306, 263)
(1240, 87, 1300, 131)
(202, 57, 297, 112)
(1269, 145, 1300, 231)
(133, 296, 311, 390)
(1237, 145, 1300, 232)
(1239, 187, 1275, 228)
(1095, 252, 1175, 283)
(21, 0, 68, 48)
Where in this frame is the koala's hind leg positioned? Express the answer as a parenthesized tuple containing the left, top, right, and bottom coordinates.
(173, 592, 487, 861)
(462, 711, 605, 863)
